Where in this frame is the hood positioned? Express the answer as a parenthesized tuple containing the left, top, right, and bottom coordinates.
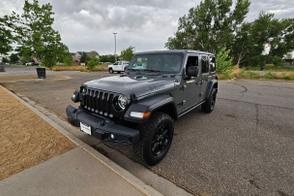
(84, 74, 176, 99)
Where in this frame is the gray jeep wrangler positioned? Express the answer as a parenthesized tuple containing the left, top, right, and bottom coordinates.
(66, 50, 218, 165)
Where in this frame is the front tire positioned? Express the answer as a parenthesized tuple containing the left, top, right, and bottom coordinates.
(201, 88, 217, 113)
(108, 68, 113, 74)
(133, 112, 174, 166)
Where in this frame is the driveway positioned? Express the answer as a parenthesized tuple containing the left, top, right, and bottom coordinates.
(1, 70, 294, 195)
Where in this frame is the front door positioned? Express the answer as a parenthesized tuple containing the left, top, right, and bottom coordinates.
(176, 55, 202, 114)
(112, 62, 119, 71)
(117, 61, 124, 71)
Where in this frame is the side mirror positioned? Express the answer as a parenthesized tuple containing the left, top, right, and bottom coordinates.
(186, 66, 198, 77)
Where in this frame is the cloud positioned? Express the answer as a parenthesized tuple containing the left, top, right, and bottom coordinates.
(247, 0, 294, 21)
(0, 0, 293, 54)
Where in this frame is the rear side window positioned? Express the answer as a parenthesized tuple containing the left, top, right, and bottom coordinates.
(201, 56, 209, 73)
(210, 56, 216, 72)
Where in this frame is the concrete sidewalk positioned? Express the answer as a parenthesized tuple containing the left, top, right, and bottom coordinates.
(0, 148, 147, 196)
(0, 86, 161, 196)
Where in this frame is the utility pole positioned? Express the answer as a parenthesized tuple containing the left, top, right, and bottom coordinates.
(113, 32, 117, 62)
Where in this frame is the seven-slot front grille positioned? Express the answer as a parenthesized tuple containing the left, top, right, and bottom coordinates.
(81, 88, 115, 118)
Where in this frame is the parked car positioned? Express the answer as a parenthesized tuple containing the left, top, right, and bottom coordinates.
(25, 62, 39, 66)
(108, 61, 129, 73)
(66, 50, 218, 165)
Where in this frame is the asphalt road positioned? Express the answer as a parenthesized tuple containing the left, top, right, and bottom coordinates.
(1, 70, 294, 195)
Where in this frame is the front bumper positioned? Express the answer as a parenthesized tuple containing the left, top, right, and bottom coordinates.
(66, 105, 140, 144)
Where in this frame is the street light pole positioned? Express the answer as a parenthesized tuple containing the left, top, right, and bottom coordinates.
(113, 32, 117, 62)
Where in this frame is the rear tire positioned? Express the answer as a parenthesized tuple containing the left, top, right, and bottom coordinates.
(133, 112, 174, 166)
(201, 88, 217, 113)
(108, 68, 113, 74)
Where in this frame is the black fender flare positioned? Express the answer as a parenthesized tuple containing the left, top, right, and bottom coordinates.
(205, 79, 218, 99)
(124, 94, 177, 122)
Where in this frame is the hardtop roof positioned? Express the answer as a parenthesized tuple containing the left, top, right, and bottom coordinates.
(134, 49, 214, 56)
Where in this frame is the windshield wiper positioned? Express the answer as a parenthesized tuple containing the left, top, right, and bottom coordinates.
(144, 69, 161, 73)
(127, 68, 161, 73)
(127, 68, 144, 73)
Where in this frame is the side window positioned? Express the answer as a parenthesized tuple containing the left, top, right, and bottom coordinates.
(186, 56, 199, 76)
(186, 56, 198, 68)
(210, 56, 216, 72)
(132, 57, 148, 69)
(201, 56, 209, 74)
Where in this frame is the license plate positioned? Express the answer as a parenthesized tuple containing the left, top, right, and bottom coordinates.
(80, 122, 91, 135)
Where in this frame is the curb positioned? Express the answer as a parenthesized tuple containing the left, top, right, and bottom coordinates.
(0, 85, 162, 196)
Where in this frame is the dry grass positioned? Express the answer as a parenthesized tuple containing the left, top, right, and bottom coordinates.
(50, 65, 87, 71)
(0, 87, 75, 180)
(218, 66, 294, 80)
(50, 64, 108, 72)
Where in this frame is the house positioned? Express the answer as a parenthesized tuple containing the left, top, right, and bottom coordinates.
(71, 52, 82, 65)
(283, 50, 294, 66)
(70, 51, 99, 65)
(85, 51, 99, 59)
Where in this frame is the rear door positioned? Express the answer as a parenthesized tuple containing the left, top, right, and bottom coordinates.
(199, 55, 210, 101)
(122, 62, 128, 71)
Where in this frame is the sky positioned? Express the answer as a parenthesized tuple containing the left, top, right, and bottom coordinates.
(0, 0, 293, 54)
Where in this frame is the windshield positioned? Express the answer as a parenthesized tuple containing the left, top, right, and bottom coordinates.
(128, 53, 183, 73)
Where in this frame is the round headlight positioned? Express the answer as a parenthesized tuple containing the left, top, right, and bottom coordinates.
(113, 95, 128, 112)
(71, 90, 80, 102)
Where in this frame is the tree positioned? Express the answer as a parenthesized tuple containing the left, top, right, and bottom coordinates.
(165, 0, 250, 54)
(11, 0, 70, 67)
(80, 52, 88, 64)
(100, 54, 115, 63)
(216, 48, 233, 75)
(9, 53, 19, 63)
(0, 16, 13, 55)
(231, 23, 252, 67)
(120, 46, 134, 61)
(61, 52, 73, 66)
(2, 57, 9, 63)
(242, 13, 294, 67)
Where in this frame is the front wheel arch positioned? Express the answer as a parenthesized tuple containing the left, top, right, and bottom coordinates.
(152, 103, 177, 120)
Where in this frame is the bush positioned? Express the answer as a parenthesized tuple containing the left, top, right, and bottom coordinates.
(264, 64, 275, 70)
(271, 56, 284, 67)
(238, 70, 260, 79)
(216, 48, 233, 75)
(62, 54, 73, 66)
(86, 57, 99, 69)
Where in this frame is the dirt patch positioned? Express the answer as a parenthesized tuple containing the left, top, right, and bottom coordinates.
(0, 86, 75, 180)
